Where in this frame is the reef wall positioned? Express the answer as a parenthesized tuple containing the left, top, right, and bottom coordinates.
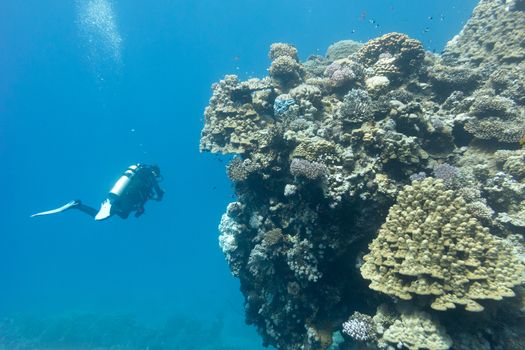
(200, 0, 525, 349)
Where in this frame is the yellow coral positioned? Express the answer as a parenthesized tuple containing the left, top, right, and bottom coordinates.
(361, 178, 525, 312)
(383, 309, 452, 350)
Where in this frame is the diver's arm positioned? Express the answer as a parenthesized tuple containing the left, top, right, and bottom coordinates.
(134, 206, 145, 217)
(152, 181, 164, 201)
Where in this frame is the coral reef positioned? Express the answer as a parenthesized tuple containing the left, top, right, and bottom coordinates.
(200, 0, 525, 349)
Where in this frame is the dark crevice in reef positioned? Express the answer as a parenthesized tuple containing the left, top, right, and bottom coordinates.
(383, 160, 410, 182)
(422, 135, 455, 157)
(201, 1, 525, 348)
(452, 123, 473, 148)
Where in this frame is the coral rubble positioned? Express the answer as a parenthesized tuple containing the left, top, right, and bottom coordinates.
(200, 0, 525, 349)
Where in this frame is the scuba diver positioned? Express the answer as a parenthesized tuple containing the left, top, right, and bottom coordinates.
(31, 164, 164, 221)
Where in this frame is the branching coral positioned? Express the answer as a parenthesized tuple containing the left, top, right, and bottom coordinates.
(342, 312, 375, 342)
(324, 58, 364, 89)
(290, 158, 328, 181)
(361, 178, 524, 312)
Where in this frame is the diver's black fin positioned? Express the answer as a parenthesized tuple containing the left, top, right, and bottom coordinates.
(31, 200, 97, 218)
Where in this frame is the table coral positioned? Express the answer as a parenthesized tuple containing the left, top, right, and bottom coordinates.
(361, 178, 524, 312)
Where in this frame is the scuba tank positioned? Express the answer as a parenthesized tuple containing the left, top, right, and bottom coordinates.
(109, 164, 140, 198)
(95, 164, 141, 221)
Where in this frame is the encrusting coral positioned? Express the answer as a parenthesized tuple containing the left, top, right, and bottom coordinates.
(356, 32, 425, 80)
(200, 0, 525, 349)
(200, 75, 275, 154)
(361, 178, 524, 312)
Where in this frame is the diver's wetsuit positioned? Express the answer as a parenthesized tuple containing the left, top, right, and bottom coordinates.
(111, 164, 164, 218)
(30, 163, 164, 220)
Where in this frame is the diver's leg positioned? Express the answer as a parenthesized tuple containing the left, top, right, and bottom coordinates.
(75, 202, 98, 218)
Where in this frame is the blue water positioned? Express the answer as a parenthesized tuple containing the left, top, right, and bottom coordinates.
(1, 0, 478, 348)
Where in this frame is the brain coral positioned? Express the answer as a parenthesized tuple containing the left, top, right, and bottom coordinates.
(361, 178, 524, 312)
